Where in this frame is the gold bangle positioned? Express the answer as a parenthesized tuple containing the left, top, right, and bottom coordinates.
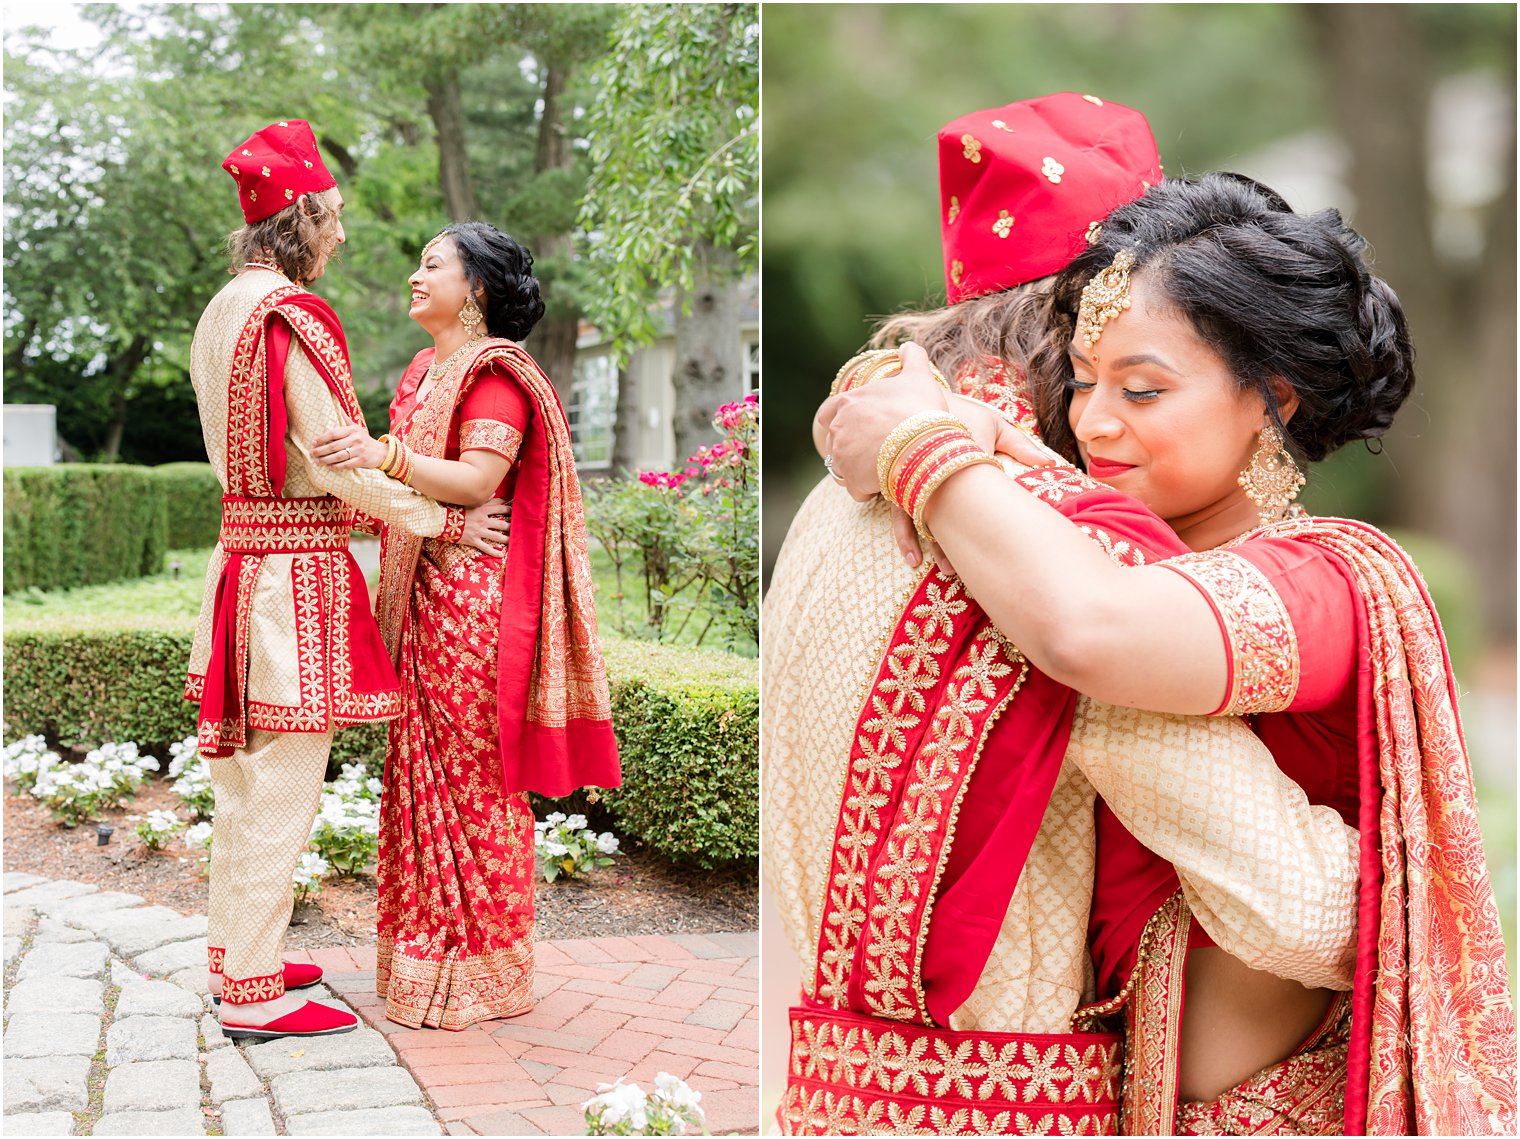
(913, 450, 1000, 545)
(376, 434, 397, 475)
(831, 349, 898, 396)
(876, 411, 963, 497)
(830, 348, 952, 396)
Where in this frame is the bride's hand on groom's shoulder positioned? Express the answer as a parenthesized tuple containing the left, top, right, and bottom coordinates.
(313, 424, 386, 469)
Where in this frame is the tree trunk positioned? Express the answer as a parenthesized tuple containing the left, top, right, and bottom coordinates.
(100, 335, 152, 461)
(425, 74, 477, 221)
(526, 313, 580, 409)
(671, 243, 742, 461)
(611, 360, 638, 474)
(525, 62, 581, 410)
(1308, 5, 1516, 632)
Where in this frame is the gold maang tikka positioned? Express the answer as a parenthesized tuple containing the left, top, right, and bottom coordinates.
(1076, 249, 1137, 351)
(1237, 424, 1306, 525)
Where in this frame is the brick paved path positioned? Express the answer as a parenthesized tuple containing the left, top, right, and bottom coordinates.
(305, 932, 759, 1135)
(3, 872, 758, 1135)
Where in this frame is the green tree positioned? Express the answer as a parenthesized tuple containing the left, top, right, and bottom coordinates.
(578, 3, 759, 458)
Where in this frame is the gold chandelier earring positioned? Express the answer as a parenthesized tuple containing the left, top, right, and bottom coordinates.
(1237, 423, 1305, 525)
(459, 294, 485, 340)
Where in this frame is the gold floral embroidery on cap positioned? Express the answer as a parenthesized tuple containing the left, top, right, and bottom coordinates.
(304, 160, 313, 169)
(1086, 220, 1103, 245)
(249, 189, 257, 202)
(950, 260, 964, 287)
(961, 134, 982, 163)
(993, 210, 1014, 239)
(261, 166, 271, 177)
(229, 164, 240, 175)
(990, 118, 1016, 133)
(284, 188, 294, 201)
(1042, 157, 1065, 184)
(947, 196, 960, 224)
(1083, 95, 1104, 106)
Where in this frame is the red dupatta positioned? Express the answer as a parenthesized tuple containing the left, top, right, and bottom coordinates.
(1268, 518, 1515, 1135)
(375, 339, 619, 798)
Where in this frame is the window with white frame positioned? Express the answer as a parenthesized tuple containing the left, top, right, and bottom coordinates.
(742, 333, 759, 395)
(569, 350, 617, 470)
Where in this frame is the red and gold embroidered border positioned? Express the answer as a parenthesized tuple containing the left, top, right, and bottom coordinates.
(780, 1009, 1122, 1135)
(221, 968, 285, 1005)
(220, 495, 352, 553)
(459, 418, 524, 462)
(858, 627, 1028, 1023)
(207, 945, 226, 973)
(1118, 893, 1191, 1136)
(1160, 551, 1299, 715)
(812, 573, 969, 1010)
(376, 933, 535, 1031)
(225, 286, 300, 500)
(279, 305, 364, 424)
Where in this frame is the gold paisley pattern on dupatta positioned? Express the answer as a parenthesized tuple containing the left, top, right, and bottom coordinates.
(1262, 518, 1516, 1134)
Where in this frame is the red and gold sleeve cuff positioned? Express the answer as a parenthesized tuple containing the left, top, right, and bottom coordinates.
(459, 418, 524, 463)
(1160, 550, 1300, 716)
(440, 507, 467, 543)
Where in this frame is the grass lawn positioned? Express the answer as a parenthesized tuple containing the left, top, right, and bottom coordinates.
(4, 549, 213, 632)
(4, 545, 757, 659)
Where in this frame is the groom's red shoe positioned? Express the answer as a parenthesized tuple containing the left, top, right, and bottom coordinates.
(220, 1000, 359, 1040)
(212, 961, 322, 1005)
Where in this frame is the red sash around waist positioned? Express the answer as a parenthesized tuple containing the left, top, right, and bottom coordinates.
(779, 1002, 1122, 1135)
(193, 494, 397, 758)
(219, 495, 352, 553)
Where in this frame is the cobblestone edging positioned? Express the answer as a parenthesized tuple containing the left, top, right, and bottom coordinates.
(2, 873, 442, 1136)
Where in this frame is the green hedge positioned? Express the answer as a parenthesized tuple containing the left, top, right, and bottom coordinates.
(4, 466, 168, 594)
(4, 624, 758, 868)
(155, 463, 223, 550)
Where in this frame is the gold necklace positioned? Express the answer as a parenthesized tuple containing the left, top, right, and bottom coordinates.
(426, 335, 483, 382)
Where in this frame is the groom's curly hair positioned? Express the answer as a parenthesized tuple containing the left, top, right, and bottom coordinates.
(225, 189, 343, 285)
(868, 278, 1057, 399)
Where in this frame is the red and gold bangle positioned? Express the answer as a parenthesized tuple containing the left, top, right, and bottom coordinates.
(876, 411, 962, 496)
(831, 348, 952, 396)
(376, 433, 399, 475)
(392, 444, 414, 486)
(885, 424, 998, 544)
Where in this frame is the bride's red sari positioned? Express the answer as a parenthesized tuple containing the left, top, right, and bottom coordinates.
(374, 339, 619, 1030)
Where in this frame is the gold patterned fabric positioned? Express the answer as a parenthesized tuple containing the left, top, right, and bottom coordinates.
(763, 480, 1360, 1036)
(187, 270, 453, 735)
(206, 727, 331, 1000)
(779, 1008, 1122, 1135)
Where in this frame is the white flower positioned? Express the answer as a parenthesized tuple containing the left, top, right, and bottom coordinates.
(585, 1079, 649, 1130)
(595, 832, 620, 855)
(293, 851, 330, 886)
(184, 822, 214, 850)
(654, 1072, 704, 1116)
(544, 840, 569, 858)
(565, 814, 588, 831)
(366, 777, 383, 796)
(546, 811, 567, 825)
(143, 809, 181, 834)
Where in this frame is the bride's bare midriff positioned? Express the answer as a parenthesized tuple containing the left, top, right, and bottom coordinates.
(1178, 947, 1337, 1103)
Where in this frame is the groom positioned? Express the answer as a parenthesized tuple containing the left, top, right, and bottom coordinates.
(185, 119, 503, 1039)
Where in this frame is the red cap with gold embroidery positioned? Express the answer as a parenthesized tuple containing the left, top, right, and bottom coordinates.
(222, 120, 338, 225)
(939, 92, 1162, 303)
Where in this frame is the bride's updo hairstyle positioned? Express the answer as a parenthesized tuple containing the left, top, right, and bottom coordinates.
(437, 221, 546, 342)
(1030, 172, 1415, 465)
